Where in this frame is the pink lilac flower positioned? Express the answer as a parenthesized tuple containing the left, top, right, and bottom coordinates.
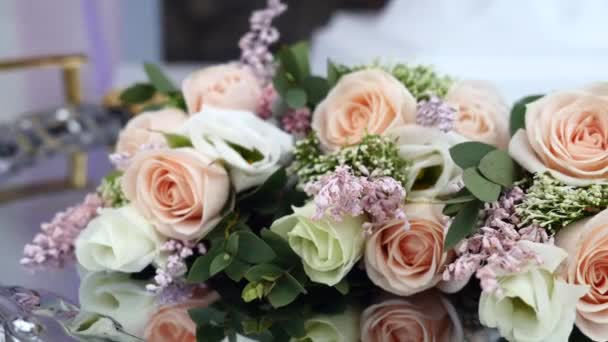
(256, 84, 278, 119)
(443, 187, 552, 294)
(416, 95, 456, 132)
(239, 0, 287, 82)
(304, 166, 407, 232)
(21, 194, 103, 269)
(147, 239, 207, 304)
(281, 107, 311, 137)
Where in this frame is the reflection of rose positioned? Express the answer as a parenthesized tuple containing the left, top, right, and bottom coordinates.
(365, 204, 463, 296)
(75, 205, 164, 273)
(479, 241, 588, 342)
(312, 69, 417, 151)
(122, 148, 230, 240)
(183, 106, 293, 192)
(361, 291, 463, 342)
(446, 80, 509, 148)
(79, 272, 156, 337)
(509, 87, 608, 186)
(389, 125, 466, 199)
(294, 307, 360, 342)
(556, 208, 608, 341)
(144, 290, 219, 342)
(115, 109, 187, 159)
(182, 63, 262, 114)
(270, 202, 365, 286)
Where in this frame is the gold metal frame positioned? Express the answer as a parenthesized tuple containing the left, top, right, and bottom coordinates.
(0, 54, 89, 203)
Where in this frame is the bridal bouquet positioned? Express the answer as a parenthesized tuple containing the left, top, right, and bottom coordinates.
(21, 1, 608, 342)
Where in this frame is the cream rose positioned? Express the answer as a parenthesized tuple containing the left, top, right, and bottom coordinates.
(364, 204, 463, 296)
(75, 205, 165, 273)
(361, 291, 463, 342)
(389, 124, 467, 199)
(122, 148, 230, 240)
(556, 208, 608, 341)
(182, 63, 262, 114)
(115, 108, 187, 158)
(293, 307, 360, 342)
(183, 106, 293, 192)
(509, 88, 608, 186)
(479, 241, 589, 342)
(311, 69, 417, 151)
(79, 272, 157, 337)
(445, 80, 509, 149)
(270, 202, 365, 286)
(144, 290, 219, 342)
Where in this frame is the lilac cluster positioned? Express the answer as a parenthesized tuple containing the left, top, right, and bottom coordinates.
(147, 239, 206, 304)
(21, 194, 103, 269)
(443, 187, 553, 293)
(416, 95, 457, 132)
(282, 107, 312, 138)
(304, 166, 407, 233)
(239, 0, 287, 82)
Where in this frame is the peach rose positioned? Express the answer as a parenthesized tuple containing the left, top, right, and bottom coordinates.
(555, 208, 608, 341)
(182, 63, 262, 114)
(311, 69, 417, 151)
(361, 291, 463, 342)
(445, 80, 509, 148)
(144, 290, 220, 342)
(122, 148, 230, 240)
(115, 108, 187, 157)
(510, 87, 608, 186)
(364, 203, 464, 296)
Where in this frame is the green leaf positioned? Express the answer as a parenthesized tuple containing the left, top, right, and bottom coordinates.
(225, 234, 239, 255)
(272, 67, 290, 96)
(267, 273, 307, 308)
(335, 278, 349, 295)
(188, 245, 222, 283)
(302, 76, 329, 105)
(210, 253, 233, 276)
(144, 63, 178, 93)
(119, 83, 155, 104)
(278, 42, 311, 82)
(237, 232, 276, 263)
(159, 132, 193, 148)
(510, 94, 543, 136)
(285, 87, 307, 109)
(277, 318, 306, 338)
(189, 307, 226, 325)
(444, 200, 482, 249)
(443, 202, 466, 216)
(196, 325, 226, 342)
(224, 259, 249, 282)
(449, 142, 496, 169)
(326, 60, 340, 87)
(226, 142, 264, 164)
(245, 264, 284, 282)
(463, 168, 501, 202)
(238, 168, 288, 203)
(260, 229, 299, 267)
(478, 150, 517, 187)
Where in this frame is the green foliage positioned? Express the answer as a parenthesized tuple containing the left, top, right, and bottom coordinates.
(118, 63, 187, 111)
(97, 171, 128, 207)
(226, 142, 264, 164)
(291, 133, 410, 188)
(517, 173, 608, 232)
(329, 61, 453, 100)
(144, 62, 178, 93)
(478, 150, 518, 187)
(449, 141, 496, 169)
(444, 200, 483, 249)
(510, 94, 544, 136)
(119, 83, 155, 104)
(161, 132, 193, 148)
(462, 168, 501, 203)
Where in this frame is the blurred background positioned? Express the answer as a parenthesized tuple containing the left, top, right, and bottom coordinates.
(1, 0, 608, 301)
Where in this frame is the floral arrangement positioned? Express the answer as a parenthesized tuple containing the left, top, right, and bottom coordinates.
(21, 1, 608, 342)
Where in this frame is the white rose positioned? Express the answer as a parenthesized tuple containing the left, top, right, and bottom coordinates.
(183, 106, 293, 192)
(75, 205, 165, 273)
(388, 125, 467, 199)
(292, 307, 360, 342)
(479, 241, 589, 342)
(79, 271, 157, 337)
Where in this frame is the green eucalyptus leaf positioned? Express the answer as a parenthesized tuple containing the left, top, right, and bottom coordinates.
(478, 150, 517, 187)
(119, 83, 155, 104)
(443, 202, 466, 216)
(272, 68, 290, 96)
(285, 88, 307, 109)
(236, 232, 276, 263)
(510, 94, 544, 136)
(267, 273, 306, 308)
(196, 325, 226, 342)
(159, 132, 193, 148)
(326, 60, 340, 87)
(226, 142, 264, 164)
(226, 234, 239, 255)
(278, 42, 311, 82)
(302, 76, 329, 105)
(463, 168, 501, 202)
(224, 259, 249, 282)
(444, 200, 482, 249)
(144, 63, 178, 93)
(335, 278, 349, 295)
(277, 318, 306, 338)
(188, 244, 222, 283)
(189, 307, 226, 325)
(449, 142, 496, 169)
(245, 263, 284, 282)
(260, 229, 299, 267)
(210, 252, 233, 276)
